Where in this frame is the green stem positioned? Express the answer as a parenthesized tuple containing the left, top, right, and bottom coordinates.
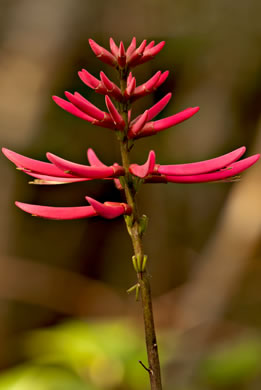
(117, 73, 163, 390)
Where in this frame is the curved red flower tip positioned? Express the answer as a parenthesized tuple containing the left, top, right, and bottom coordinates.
(2, 148, 74, 178)
(127, 39, 147, 67)
(146, 41, 155, 50)
(131, 106, 200, 139)
(164, 154, 260, 183)
(86, 197, 132, 219)
(47, 153, 125, 179)
(118, 41, 126, 68)
(128, 110, 148, 137)
(64, 92, 106, 121)
(53, 95, 117, 130)
(105, 95, 125, 130)
(129, 151, 156, 178)
(147, 93, 172, 121)
(126, 37, 137, 58)
(52, 96, 95, 122)
(156, 147, 247, 176)
(87, 148, 107, 168)
(15, 201, 97, 220)
(155, 70, 169, 88)
(79, 69, 107, 93)
(78, 69, 100, 89)
(89, 39, 116, 67)
(99, 72, 122, 101)
(131, 71, 161, 100)
(109, 37, 119, 57)
(125, 75, 136, 97)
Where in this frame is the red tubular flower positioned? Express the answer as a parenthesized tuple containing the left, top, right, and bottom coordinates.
(2, 37, 260, 222)
(129, 151, 156, 178)
(15, 199, 130, 220)
(2, 148, 125, 183)
(86, 197, 132, 219)
(88, 39, 116, 67)
(118, 41, 126, 68)
(129, 147, 260, 183)
(105, 95, 125, 129)
(129, 107, 200, 139)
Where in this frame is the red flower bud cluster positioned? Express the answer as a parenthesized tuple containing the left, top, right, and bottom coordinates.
(2, 38, 260, 220)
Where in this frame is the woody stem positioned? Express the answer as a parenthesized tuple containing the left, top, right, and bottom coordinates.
(118, 72, 163, 390)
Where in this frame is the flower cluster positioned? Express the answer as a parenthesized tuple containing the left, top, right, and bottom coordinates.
(2, 37, 260, 220)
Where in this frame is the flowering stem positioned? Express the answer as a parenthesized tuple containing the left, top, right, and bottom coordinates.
(118, 72, 163, 390)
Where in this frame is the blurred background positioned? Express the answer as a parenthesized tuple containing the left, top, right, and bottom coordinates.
(0, 0, 261, 389)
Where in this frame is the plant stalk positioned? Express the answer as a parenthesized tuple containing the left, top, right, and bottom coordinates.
(118, 71, 163, 390)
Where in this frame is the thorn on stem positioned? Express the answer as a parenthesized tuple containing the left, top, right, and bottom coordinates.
(139, 360, 152, 374)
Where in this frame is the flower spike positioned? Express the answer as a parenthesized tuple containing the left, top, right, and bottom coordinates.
(86, 197, 132, 219)
(89, 39, 116, 67)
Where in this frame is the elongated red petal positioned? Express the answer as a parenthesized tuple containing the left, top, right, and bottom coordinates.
(118, 41, 126, 67)
(157, 147, 246, 176)
(126, 37, 136, 57)
(52, 96, 95, 122)
(105, 95, 125, 129)
(125, 77, 136, 97)
(15, 201, 97, 220)
(86, 197, 131, 219)
(2, 148, 74, 178)
(127, 39, 147, 66)
(89, 39, 116, 67)
(100, 72, 122, 100)
(129, 151, 156, 178)
(146, 41, 155, 50)
(87, 149, 107, 167)
(133, 107, 200, 138)
(24, 171, 89, 184)
(147, 93, 172, 121)
(138, 41, 165, 65)
(154, 70, 169, 88)
(78, 69, 100, 89)
(128, 110, 148, 137)
(47, 153, 119, 179)
(133, 71, 161, 96)
(131, 71, 166, 100)
(65, 92, 105, 121)
(109, 37, 119, 57)
(165, 154, 260, 183)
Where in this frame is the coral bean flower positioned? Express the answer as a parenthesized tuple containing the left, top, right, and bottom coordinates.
(2, 37, 260, 390)
(3, 37, 259, 217)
